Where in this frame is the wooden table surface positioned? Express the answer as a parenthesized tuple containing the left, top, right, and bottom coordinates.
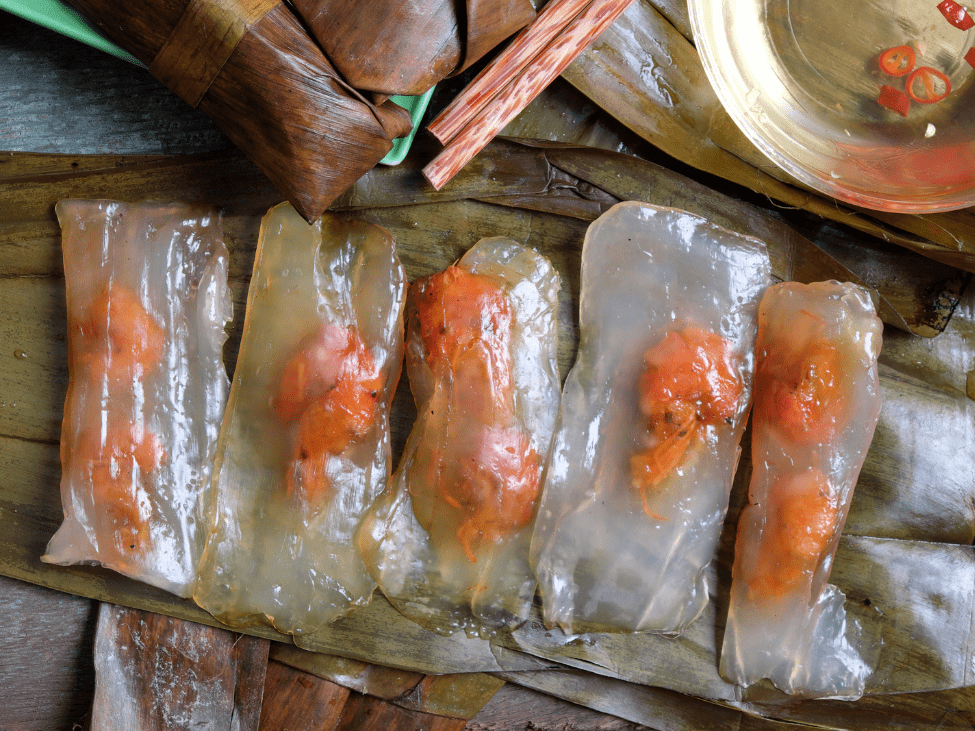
(0, 11, 653, 730)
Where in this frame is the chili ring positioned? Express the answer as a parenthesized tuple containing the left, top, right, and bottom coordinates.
(879, 45, 915, 77)
(906, 66, 951, 104)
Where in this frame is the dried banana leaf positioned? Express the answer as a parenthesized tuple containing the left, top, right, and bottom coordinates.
(270, 645, 425, 699)
(289, 0, 536, 95)
(0, 145, 973, 725)
(91, 603, 269, 730)
(336, 139, 967, 337)
(499, 77, 659, 159)
(562, 0, 975, 271)
(64, 0, 412, 222)
(270, 644, 505, 719)
(497, 535, 975, 698)
(499, 668, 975, 730)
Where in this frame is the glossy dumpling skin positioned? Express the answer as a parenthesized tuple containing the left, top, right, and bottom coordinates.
(359, 238, 561, 637)
(193, 203, 406, 636)
(720, 281, 883, 698)
(531, 201, 770, 634)
(43, 200, 232, 597)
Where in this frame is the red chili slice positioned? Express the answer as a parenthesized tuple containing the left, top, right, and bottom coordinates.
(966, 47, 975, 68)
(878, 45, 915, 76)
(906, 66, 952, 103)
(878, 85, 911, 116)
(937, 0, 975, 29)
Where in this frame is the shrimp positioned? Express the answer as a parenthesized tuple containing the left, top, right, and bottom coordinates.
(720, 281, 882, 697)
(631, 327, 742, 516)
(275, 324, 383, 504)
(411, 265, 541, 562)
(760, 335, 843, 445)
(746, 468, 839, 600)
(72, 418, 167, 552)
(70, 285, 167, 550)
(79, 284, 165, 384)
(413, 265, 512, 372)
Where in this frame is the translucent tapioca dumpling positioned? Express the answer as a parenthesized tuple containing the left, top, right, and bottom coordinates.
(531, 201, 770, 634)
(43, 200, 232, 597)
(359, 238, 561, 637)
(720, 281, 883, 698)
(193, 203, 407, 636)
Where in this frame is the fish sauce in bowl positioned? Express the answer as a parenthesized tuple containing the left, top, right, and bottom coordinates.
(690, 0, 975, 211)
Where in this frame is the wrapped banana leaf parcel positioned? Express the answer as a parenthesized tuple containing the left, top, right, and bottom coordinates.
(288, 0, 538, 95)
(62, 0, 418, 222)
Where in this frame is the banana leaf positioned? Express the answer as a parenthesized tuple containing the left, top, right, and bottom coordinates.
(270, 644, 505, 719)
(63, 0, 413, 222)
(498, 668, 975, 730)
(288, 0, 536, 96)
(561, 0, 975, 272)
(0, 143, 973, 726)
(334, 139, 968, 337)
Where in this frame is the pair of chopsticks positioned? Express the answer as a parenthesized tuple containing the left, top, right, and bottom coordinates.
(422, 0, 637, 190)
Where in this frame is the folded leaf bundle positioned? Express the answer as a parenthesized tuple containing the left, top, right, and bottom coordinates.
(65, 0, 413, 221)
(288, 0, 537, 96)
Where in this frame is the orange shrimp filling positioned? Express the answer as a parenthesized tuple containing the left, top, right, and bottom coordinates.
(79, 284, 165, 383)
(413, 266, 512, 369)
(73, 419, 167, 552)
(276, 324, 383, 505)
(746, 469, 839, 600)
(631, 327, 742, 516)
(454, 427, 541, 563)
(410, 266, 541, 562)
(761, 339, 841, 444)
(71, 284, 167, 552)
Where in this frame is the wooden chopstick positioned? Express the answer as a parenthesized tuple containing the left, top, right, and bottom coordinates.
(422, 0, 636, 191)
(427, 0, 597, 146)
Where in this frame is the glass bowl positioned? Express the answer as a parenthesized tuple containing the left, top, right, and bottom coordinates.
(689, 0, 975, 212)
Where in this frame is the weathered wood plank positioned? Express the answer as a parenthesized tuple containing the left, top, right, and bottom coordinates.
(259, 661, 352, 731)
(90, 604, 270, 730)
(0, 574, 97, 731)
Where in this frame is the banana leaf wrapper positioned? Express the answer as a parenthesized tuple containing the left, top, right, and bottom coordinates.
(0, 144, 972, 723)
(288, 0, 537, 96)
(64, 0, 413, 222)
(562, 0, 975, 272)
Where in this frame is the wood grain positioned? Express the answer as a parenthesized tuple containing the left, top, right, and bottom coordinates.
(0, 575, 97, 731)
(259, 661, 352, 731)
(90, 605, 270, 730)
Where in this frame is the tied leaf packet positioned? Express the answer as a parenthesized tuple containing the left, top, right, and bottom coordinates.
(43, 200, 232, 598)
(288, 0, 537, 96)
(63, 0, 413, 221)
(194, 203, 407, 636)
(360, 239, 561, 638)
(531, 201, 771, 634)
